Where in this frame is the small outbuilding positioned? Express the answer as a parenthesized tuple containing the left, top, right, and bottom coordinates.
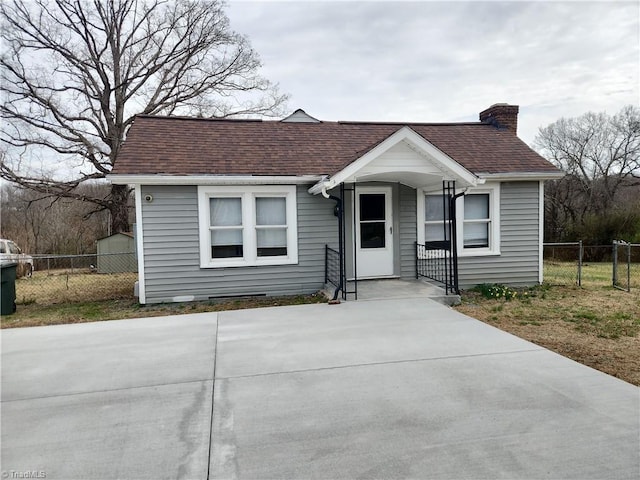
(96, 232, 137, 273)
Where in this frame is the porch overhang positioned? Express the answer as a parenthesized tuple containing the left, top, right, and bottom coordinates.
(309, 126, 482, 195)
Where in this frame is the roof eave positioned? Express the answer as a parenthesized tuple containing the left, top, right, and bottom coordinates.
(477, 171, 565, 181)
(107, 174, 323, 185)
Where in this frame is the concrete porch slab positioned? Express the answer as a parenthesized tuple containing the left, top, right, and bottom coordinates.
(324, 278, 461, 305)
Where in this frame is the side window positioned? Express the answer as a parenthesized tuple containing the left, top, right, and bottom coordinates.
(209, 197, 243, 258)
(8, 242, 20, 254)
(0, 242, 6, 254)
(418, 183, 500, 256)
(463, 194, 490, 248)
(198, 185, 298, 268)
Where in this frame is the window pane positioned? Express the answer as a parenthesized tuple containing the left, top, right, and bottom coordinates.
(256, 197, 286, 225)
(211, 229, 243, 258)
(212, 245, 243, 258)
(257, 228, 286, 247)
(210, 198, 242, 226)
(425, 223, 450, 242)
(257, 247, 287, 257)
(360, 222, 385, 248)
(257, 228, 287, 257)
(359, 194, 385, 221)
(425, 195, 449, 221)
(465, 194, 489, 220)
(463, 223, 489, 248)
(211, 229, 242, 245)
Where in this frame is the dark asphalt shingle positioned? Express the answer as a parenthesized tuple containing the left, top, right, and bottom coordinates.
(112, 115, 560, 177)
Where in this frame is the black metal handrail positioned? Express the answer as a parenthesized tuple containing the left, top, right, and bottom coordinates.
(325, 245, 341, 289)
(416, 241, 459, 294)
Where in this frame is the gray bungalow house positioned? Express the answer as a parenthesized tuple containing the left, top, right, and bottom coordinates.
(109, 104, 563, 304)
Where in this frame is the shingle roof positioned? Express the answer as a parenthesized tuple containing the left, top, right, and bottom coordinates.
(112, 115, 560, 177)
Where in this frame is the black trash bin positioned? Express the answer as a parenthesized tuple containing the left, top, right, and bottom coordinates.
(1, 262, 18, 315)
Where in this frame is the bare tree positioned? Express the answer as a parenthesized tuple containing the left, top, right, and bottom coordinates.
(535, 105, 640, 241)
(1, 182, 111, 254)
(1, 0, 288, 233)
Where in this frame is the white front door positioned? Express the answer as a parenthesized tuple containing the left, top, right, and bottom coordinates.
(355, 187, 394, 278)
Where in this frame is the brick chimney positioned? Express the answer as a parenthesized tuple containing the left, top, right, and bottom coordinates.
(479, 103, 519, 134)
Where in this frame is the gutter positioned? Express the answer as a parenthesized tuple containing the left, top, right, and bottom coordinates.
(322, 185, 344, 301)
(477, 171, 565, 181)
(108, 174, 323, 185)
(308, 176, 329, 195)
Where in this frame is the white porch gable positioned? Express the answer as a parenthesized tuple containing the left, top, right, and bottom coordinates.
(309, 126, 481, 194)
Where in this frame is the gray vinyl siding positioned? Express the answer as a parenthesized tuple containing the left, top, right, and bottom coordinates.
(399, 184, 417, 278)
(140, 184, 337, 303)
(139, 181, 540, 303)
(458, 182, 540, 288)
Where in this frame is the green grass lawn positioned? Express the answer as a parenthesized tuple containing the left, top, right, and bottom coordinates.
(544, 261, 639, 288)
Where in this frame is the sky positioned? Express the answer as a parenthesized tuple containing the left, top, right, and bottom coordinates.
(226, 0, 640, 146)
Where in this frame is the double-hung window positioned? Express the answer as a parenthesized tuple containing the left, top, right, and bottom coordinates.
(459, 185, 500, 255)
(199, 186, 298, 267)
(463, 194, 490, 248)
(417, 183, 500, 256)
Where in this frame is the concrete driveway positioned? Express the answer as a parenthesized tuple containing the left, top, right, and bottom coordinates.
(2, 298, 638, 479)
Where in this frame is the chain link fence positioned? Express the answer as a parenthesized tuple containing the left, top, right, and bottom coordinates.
(543, 242, 583, 286)
(13, 245, 638, 306)
(15, 253, 138, 306)
(613, 241, 640, 292)
(544, 241, 639, 289)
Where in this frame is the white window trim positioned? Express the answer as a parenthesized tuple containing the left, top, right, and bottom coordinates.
(459, 184, 501, 257)
(417, 183, 501, 257)
(198, 185, 298, 268)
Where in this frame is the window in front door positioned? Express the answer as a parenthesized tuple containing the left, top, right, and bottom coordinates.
(359, 193, 386, 249)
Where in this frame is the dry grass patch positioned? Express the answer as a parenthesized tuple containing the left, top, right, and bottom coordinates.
(5, 268, 327, 328)
(455, 284, 640, 386)
(1, 292, 327, 329)
(15, 269, 137, 305)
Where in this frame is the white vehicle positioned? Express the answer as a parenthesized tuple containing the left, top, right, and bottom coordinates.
(0, 239, 34, 278)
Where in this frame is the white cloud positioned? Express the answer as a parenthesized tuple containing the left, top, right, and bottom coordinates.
(228, 0, 640, 145)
